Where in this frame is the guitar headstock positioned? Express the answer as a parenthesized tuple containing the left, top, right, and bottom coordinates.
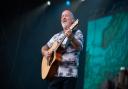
(69, 19, 79, 31)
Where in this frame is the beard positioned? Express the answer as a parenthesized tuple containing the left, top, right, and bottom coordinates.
(61, 22, 69, 29)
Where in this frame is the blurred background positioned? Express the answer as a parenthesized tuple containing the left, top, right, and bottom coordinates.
(0, 0, 128, 89)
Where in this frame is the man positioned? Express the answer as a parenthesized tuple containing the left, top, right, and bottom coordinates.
(41, 9, 83, 89)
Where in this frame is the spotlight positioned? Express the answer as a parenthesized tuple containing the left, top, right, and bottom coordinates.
(66, 0, 71, 6)
(47, 1, 51, 6)
(81, 0, 85, 2)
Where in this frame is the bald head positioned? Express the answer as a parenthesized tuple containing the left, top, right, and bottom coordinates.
(62, 10, 75, 20)
(61, 10, 75, 29)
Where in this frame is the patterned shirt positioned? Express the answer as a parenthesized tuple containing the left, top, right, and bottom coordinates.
(47, 29, 83, 77)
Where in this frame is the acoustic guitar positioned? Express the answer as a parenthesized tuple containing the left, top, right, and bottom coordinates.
(41, 19, 79, 80)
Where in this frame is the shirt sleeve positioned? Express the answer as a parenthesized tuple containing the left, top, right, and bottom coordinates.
(74, 29, 84, 50)
(47, 34, 57, 48)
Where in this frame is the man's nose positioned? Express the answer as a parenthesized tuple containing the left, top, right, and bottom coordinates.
(63, 17, 67, 19)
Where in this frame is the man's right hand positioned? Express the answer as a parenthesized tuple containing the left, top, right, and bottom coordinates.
(41, 45, 52, 59)
(43, 51, 52, 59)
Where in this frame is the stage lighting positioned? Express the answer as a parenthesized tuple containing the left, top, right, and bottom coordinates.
(81, 0, 85, 2)
(66, 0, 71, 6)
(47, 1, 51, 6)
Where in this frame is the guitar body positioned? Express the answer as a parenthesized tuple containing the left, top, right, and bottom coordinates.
(41, 42, 62, 80)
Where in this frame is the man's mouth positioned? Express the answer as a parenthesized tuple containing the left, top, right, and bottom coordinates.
(63, 19, 67, 23)
(63, 21, 66, 22)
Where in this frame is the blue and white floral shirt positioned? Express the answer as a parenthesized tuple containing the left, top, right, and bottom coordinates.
(47, 29, 83, 77)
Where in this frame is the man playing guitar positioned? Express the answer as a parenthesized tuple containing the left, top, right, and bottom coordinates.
(41, 9, 83, 89)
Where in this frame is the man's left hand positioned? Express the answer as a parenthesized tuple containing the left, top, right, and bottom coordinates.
(64, 28, 73, 38)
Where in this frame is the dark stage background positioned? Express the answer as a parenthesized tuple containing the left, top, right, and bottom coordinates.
(0, 0, 128, 89)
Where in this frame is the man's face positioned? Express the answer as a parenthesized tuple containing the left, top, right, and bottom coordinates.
(61, 10, 74, 29)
